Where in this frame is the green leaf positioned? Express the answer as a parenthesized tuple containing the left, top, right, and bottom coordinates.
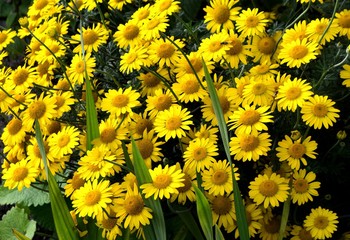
(12, 229, 31, 240)
(278, 179, 292, 240)
(0, 206, 36, 240)
(214, 225, 225, 240)
(176, 210, 204, 240)
(193, 185, 213, 240)
(0, 186, 50, 207)
(29, 204, 55, 231)
(131, 138, 166, 240)
(202, 60, 250, 240)
(85, 77, 100, 151)
(6, 12, 17, 28)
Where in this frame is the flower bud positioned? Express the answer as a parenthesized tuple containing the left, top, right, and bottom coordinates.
(18, 17, 29, 28)
(337, 130, 347, 140)
(291, 130, 301, 141)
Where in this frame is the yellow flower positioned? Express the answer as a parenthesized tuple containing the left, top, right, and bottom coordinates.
(290, 225, 313, 240)
(48, 125, 80, 158)
(96, 208, 122, 240)
(7, 64, 37, 94)
(208, 193, 236, 229)
(64, 172, 86, 199)
(0, 29, 16, 51)
(141, 164, 184, 200)
(248, 173, 290, 208)
(247, 62, 279, 81)
(340, 64, 350, 87)
(304, 207, 338, 240)
(108, 0, 132, 11)
(137, 68, 167, 97)
(301, 95, 340, 129)
(0, 50, 8, 65)
(234, 8, 270, 38)
(250, 32, 281, 63)
(120, 45, 152, 74)
(2, 160, 39, 191)
(113, 19, 142, 49)
(291, 169, 320, 205)
(67, 53, 96, 85)
(198, 31, 230, 62)
(203, 0, 241, 33)
(276, 135, 317, 170)
(73, 179, 113, 218)
(35, 38, 66, 64)
(335, 9, 350, 39)
(153, 0, 181, 16)
(282, 20, 308, 44)
(154, 105, 193, 141)
(172, 74, 208, 103)
(145, 89, 177, 118)
(139, 15, 169, 41)
(306, 17, 340, 45)
(1, 118, 29, 146)
(242, 78, 276, 106)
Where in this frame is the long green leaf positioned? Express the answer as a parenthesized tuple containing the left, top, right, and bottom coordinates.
(202, 59, 250, 240)
(214, 224, 225, 240)
(278, 178, 292, 240)
(35, 120, 79, 240)
(131, 138, 166, 240)
(176, 209, 204, 240)
(85, 77, 100, 151)
(12, 229, 30, 240)
(193, 185, 213, 240)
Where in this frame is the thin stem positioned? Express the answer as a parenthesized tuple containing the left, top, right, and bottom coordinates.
(317, 0, 339, 45)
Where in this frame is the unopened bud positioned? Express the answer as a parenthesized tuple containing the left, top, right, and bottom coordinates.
(291, 130, 301, 141)
(337, 130, 347, 140)
(47, 27, 57, 38)
(18, 17, 29, 27)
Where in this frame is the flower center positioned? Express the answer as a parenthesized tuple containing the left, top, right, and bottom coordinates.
(159, 0, 172, 11)
(166, 116, 181, 130)
(193, 147, 208, 161)
(13, 167, 29, 181)
(226, 39, 243, 55)
(7, 118, 22, 135)
(143, 73, 161, 87)
(83, 30, 98, 45)
(155, 95, 172, 110)
(213, 5, 230, 24)
(0, 33, 7, 44)
(255, 65, 269, 74)
(71, 174, 85, 190)
(240, 110, 260, 126)
(259, 179, 279, 197)
(135, 119, 153, 135)
(246, 16, 259, 28)
(219, 95, 230, 113)
(299, 228, 313, 240)
(100, 128, 116, 143)
(315, 23, 327, 34)
(37, 61, 50, 76)
(293, 178, 309, 193)
(75, 60, 85, 73)
(47, 121, 61, 134)
(264, 217, 280, 233)
(288, 143, 306, 159)
(246, 210, 252, 225)
(182, 79, 200, 94)
(57, 134, 70, 148)
(285, 87, 302, 100)
(56, 80, 70, 90)
(137, 138, 154, 159)
(112, 94, 129, 108)
(290, 45, 308, 59)
(13, 69, 29, 86)
(85, 190, 101, 206)
(124, 24, 139, 40)
(147, 19, 160, 30)
(211, 195, 232, 215)
(258, 37, 276, 54)
(338, 13, 350, 28)
(34, 142, 50, 158)
(312, 103, 328, 117)
(124, 195, 144, 215)
(178, 174, 192, 193)
(240, 135, 260, 151)
(137, 9, 150, 20)
(102, 216, 118, 230)
(28, 101, 46, 119)
(185, 58, 202, 74)
(212, 169, 228, 185)
(153, 174, 172, 189)
(0, 91, 6, 101)
(125, 52, 137, 64)
(209, 41, 222, 52)
(314, 216, 329, 229)
(55, 96, 65, 109)
(35, 0, 48, 10)
(158, 43, 175, 59)
(50, 44, 60, 54)
(252, 83, 267, 95)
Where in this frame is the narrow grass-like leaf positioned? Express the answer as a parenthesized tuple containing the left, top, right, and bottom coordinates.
(202, 59, 250, 240)
(35, 120, 79, 240)
(85, 77, 100, 150)
(173, 225, 188, 240)
(214, 224, 225, 240)
(278, 178, 292, 240)
(176, 210, 204, 240)
(12, 229, 31, 240)
(131, 138, 166, 240)
(193, 185, 213, 240)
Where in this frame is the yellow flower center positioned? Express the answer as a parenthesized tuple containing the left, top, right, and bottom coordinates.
(193, 147, 208, 161)
(240, 109, 261, 126)
(252, 83, 267, 95)
(123, 24, 139, 40)
(137, 9, 150, 21)
(226, 39, 243, 55)
(13, 69, 29, 86)
(209, 41, 222, 52)
(85, 190, 101, 206)
(315, 23, 327, 34)
(143, 73, 161, 87)
(246, 16, 259, 28)
(47, 121, 61, 134)
(74, 60, 85, 73)
(83, 30, 98, 45)
(285, 86, 302, 100)
(153, 174, 172, 189)
(178, 174, 192, 193)
(0, 32, 7, 44)
(159, 0, 172, 11)
(50, 44, 60, 54)
(55, 96, 65, 109)
(254, 65, 270, 74)
(125, 52, 137, 64)
(57, 134, 70, 148)
(338, 13, 350, 28)
(288, 143, 306, 159)
(182, 79, 200, 94)
(312, 103, 328, 117)
(293, 178, 309, 193)
(157, 43, 175, 59)
(135, 119, 153, 135)
(259, 179, 278, 197)
(258, 37, 276, 54)
(34, 0, 48, 10)
(71, 174, 85, 190)
(28, 100, 46, 119)
(34, 142, 50, 158)
(13, 167, 29, 181)
(154, 95, 172, 111)
(37, 61, 50, 76)
(211, 195, 232, 215)
(299, 228, 313, 240)
(314, 216, 329, 229)
(112, 94, 129, 108)
(147, 18, 160, 30)
(124, 195, 144, 215)
(219, 95, 230, 114)
(240, 135, 259, 152)
(0, 91, 6, 102)
(137, 138, 154, 159)
(290, 45, 308, 59)
(56, 80, 70, 90)
(7, 118, 22, 135)
(101, 216, 118, 230)
(212, 169, 228, 185)
(185, 58, 202, 74)
(264, 217, 280, 234)
(213, 5, 230, 24)
(166, 116, 181, 130)
(100, 127, 116, 144)
(246, 210, 252, 225)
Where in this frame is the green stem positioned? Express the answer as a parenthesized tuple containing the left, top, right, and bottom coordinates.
(317, 0, 339, 45)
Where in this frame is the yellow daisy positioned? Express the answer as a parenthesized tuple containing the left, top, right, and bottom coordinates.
(35, 38, 66, 64)
(340, 64, 350, 87)
(276, 135, 318, 170)
(301, 95, 340, 129)
(250, 32, 281, 63)
(145, 89, 177, 118)
(48, 125, 80, 158)
(304, 207, 338, 240)
(282, 20, 308, 44)
(172, 74, 207, 103)
(119, 46, 152, 74)
(96, 208, 122, 240)
(248, 173, 290, 208)
(153, 0, 181, 16)
(198, 31, 230, 62)
(67, 53, 96, 85)
(154, 105, 193, 141)
(247, 61, 279, 81)
(64, 172, 86, 199)
(194, 123, 219, 143)
(203, 0, 241, 33)
(242, 78, 276, 106)
(1, 118, 29, 146)
(129, 112, 154, 138)
(208, 193, 236, 229)
(108, 0, 132, 11)
(113, 19, 142, 49)
(306, 17, 340, 45)
(292, 169, 320, 205)
(234, 8, 270, 38)
(290, 225, 313, 240)
(335, 9, 350, 39)
(141, 164, 184, 200)
(259, 215, 289, 240)
(0, 29, 16, 51)
(7, 64, 37, 94)
(139, 15, 169, 41)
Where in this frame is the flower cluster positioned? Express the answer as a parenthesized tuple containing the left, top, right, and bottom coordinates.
(1, 0, 349, 239)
